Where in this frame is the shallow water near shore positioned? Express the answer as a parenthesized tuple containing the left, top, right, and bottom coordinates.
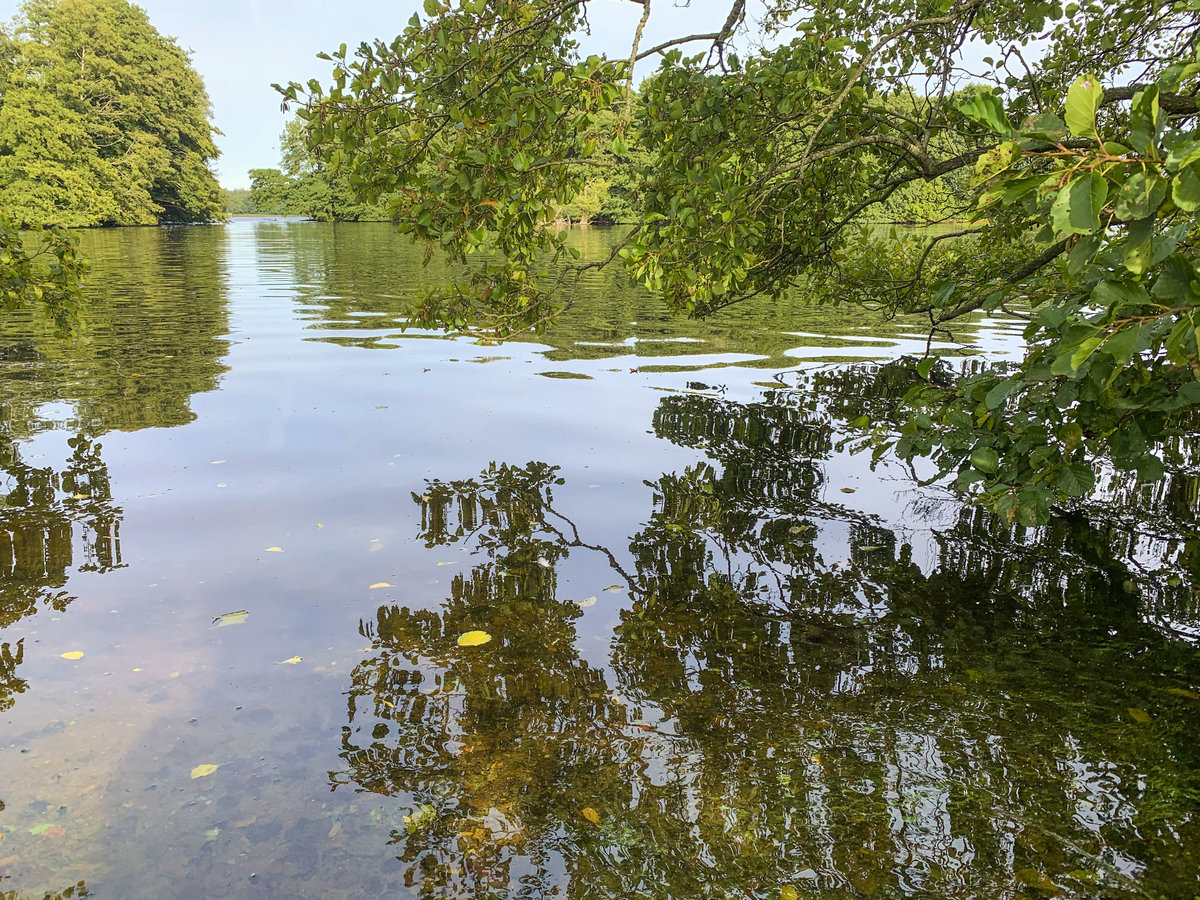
(1, 220, 1198, 899)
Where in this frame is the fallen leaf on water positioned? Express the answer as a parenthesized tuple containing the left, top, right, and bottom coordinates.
(60, 651, 84, 660)
(231, 815, 257, 828)
(603, 585, 623, 592)
(457, 631, 492, 647)
(264, 547, 283, 552)
(576, 596, 597, 608)
(369, 582, 392, 589)
(581, 807, 600, 824)
(210, 460, 226, 465)
(1128, 707, 1152, 723)
(29, 824, 51, 835)
(204, 827, 220, 841)
(279, 656, 303, 665)
(436, 561, 456, 566)
(190, 764, 220, 779)
(1166, 687, 1199, 699)
(781, 887, 799, 900)
(328, 821, 342, 839)
(71, 493, 89, 500)
(212, 610, 249, 627)
(840, 487, 856, 493)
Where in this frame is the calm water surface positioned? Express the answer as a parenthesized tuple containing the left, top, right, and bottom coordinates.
(0, 221, 1198, 899)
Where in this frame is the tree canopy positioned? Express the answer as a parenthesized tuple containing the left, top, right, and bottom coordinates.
(244, 119, 391, 221)
(0, 0, 223, 227)
(280, 0, 1200, 524)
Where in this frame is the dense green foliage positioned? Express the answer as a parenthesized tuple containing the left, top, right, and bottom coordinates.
(0, 0, 223, 227)
(0, 211, 87, 332)
(281, 0, 1200, 524)
(244, 119, 390, 221)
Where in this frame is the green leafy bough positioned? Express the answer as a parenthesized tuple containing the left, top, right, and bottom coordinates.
(279, 0, 1200, 524)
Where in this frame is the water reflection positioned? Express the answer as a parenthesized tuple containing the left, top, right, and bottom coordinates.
(278, 222, 1006, 366)
(339, 374, 1200, 899)
(0, 225, 231, 715)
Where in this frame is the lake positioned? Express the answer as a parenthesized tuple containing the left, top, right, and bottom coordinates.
(1, 219, 1198, 899)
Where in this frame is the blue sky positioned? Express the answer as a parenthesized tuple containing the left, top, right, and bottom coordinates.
(2, 0, 749, 189)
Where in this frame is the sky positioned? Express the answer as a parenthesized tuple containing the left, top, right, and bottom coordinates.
(1, 0, 749, 189)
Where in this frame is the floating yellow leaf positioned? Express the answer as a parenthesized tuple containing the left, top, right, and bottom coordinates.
(581, 807, 600, 824)
(781, 887, 799, 900)
(369, 582, 392, 589)
(603, 585, 623, 592)
(60, 651, 84, 660)
(212, 610, 249, 627)
(436, 561, 456, 566)
(840, 487, 857, 493)
(1128, 707, 1152, 723)
(264, 547, 283, 552)
(280, 656, 303, 665)
(1166, 687, 1199, 699)
(457, 631, 492, 647)
(576, 596, 597, 608)
(190, 764, 220, 779)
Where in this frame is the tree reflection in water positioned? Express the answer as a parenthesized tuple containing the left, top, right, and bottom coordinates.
(336, 370, 1200, 899)
(0, 429, 122, 712)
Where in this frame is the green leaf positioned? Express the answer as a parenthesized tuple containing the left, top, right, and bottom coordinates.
(958, 91, 1010, 134)
(1166, 140, 1200, 173)
(1172, 164, 1200, 212)
(985, 380, 1018, 409)
(1134, 454, 1165, 481)
(973, 141, 1021, 184)
(1057, 463, 1095, 497)
(1050, 172, 1106, 236)
(1102, 326, 1141, 365)
(1064, 75, 1103, 140)
(1129, 87, 1161, 155)
(1114, 172, 1166, 220)
(1152, 255, 1197, 302)
(1066, 234, 1100, 276)
(423, 0, 441, 16)
(1069, 336, 1103, 370)
(916, 357, 937, 379)
(971, 446, 999, 474)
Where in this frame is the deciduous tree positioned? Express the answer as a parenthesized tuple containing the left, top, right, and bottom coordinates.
(0, 0, 223, 226)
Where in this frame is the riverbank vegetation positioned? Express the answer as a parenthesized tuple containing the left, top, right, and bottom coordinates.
(279, 0, 1199, 525)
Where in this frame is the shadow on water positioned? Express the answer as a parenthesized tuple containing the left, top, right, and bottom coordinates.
(337, 369, 1200, 900)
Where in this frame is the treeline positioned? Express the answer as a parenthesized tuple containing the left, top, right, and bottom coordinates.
(229, 119, 390, 220)
(0, 0, 222, 227)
